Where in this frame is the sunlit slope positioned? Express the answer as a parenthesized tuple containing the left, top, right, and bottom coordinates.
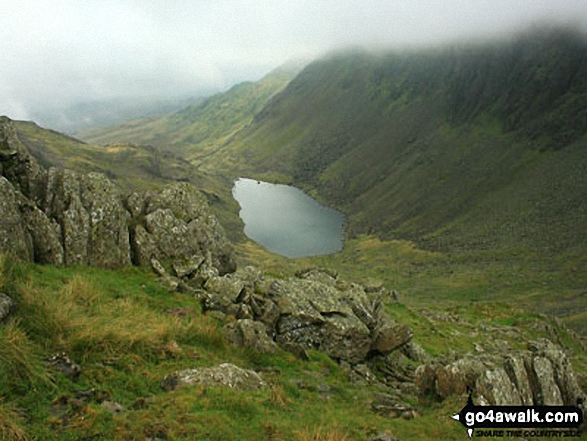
(221, 28, 587, 254)
(77, 66, 297, 164)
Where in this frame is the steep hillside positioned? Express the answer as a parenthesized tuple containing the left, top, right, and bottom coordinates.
(218, 28, 587, 255)
(77, 65, 298, 164)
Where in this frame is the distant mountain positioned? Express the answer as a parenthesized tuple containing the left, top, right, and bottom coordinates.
(77, 65, 300, 165)
(216, 27, 587, 256)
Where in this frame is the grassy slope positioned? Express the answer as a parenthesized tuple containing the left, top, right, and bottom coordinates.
(76, 66, 297, 166)
(1, 255, 585, 441)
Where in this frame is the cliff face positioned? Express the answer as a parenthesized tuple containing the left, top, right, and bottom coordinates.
(0, 116, 235, 274)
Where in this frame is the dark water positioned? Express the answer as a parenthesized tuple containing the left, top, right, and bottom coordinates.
(232, 178, 346, 258)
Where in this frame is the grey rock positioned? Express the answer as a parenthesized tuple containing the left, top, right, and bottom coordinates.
(415, 339, 586, 407)
(202, 266, 411, 364)
(279, 342, 310, 360)
(370, 321, 413, 354)
(150, 257, 168, 278)
(503, 354, 534, 405)
(44, 168, 131, 267)
(0, 177, 33, 261)
(371, 392, 415, 420)
(46, 353, 81, 380)
(79, 172, 131, 268)
(0, 293, 15, 322)
(477, 366, 522, 405)
(401, 341, 430, 363)
(530, 356, 563, 405)
(367, 432, 403, 441)
(131, 183, 236, 275)
(0, 117, 46, 204)
(162, 363, 267, 391)
(100, 401, 124, 414)
(222, 319, 277, 354)
(173, 255, 205, 278)
(21, 202, 64, 264)
(0, 117, 236, 277)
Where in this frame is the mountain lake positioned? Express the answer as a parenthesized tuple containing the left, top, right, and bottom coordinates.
(232, 178, 346, 258)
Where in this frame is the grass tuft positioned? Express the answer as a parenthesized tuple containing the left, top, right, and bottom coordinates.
(294, 426, 353, 441)
(0, 399, 30, 441)
(0, 322, 52, 392)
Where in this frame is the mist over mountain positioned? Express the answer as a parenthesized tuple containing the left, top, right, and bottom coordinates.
(28, 95, 207, 134)
(208, 28, 587, 255)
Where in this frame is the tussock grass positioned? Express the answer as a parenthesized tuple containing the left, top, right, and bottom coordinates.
(0, 322, 52, 392)
(15, 273, 223, 361)
(0, 399, 30, 441)
(294, 426, 352, 441)
(268, 383, 290, 410)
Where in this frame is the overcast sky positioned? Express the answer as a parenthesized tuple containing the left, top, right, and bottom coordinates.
(1, 0, 587, 121)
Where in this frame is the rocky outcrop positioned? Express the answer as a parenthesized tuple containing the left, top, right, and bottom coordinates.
(161, 363, 267, 391)
(0, 116, 46, 206)
(199, 266, 412, 364)
(42, 168, 131, 267)
(127, 183, 235, 275)
(415, 338, 585, 406)
(0, 117, 235, 274)
(0, 177, 34, 261)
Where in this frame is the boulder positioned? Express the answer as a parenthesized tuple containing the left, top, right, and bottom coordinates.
(79, 173, 131, 268)
(0, 293, 15, 322)
(161, 363, 267, 391)
(370, 321, 413, 354)
(415, 339, 586, 406)
(20, 202, 63, 264)
(129, 183, 235, 275)
(43, 168, 131, 267)
(0, 117, 236, 276)
(222, 319, 277, 354)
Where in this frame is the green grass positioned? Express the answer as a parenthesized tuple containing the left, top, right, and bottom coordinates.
(0, 257, 395, 440)
(0, 232, 587, 440)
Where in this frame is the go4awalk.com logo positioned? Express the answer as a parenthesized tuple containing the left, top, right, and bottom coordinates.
(450, 393, 584, 438)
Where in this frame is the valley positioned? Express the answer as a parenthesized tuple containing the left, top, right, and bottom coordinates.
(75, 28, 587, 335)
(1, 26, 586, 441)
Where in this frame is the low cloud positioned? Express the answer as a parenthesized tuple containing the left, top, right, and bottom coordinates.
(1, 0, 586, 124)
